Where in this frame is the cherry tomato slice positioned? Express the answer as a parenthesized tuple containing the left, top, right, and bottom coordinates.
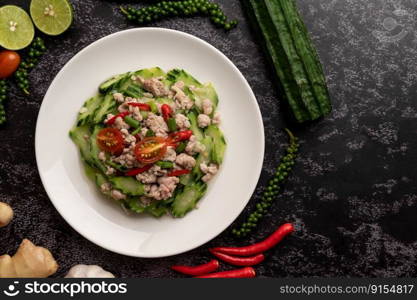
(135, 137, 168, 164)
(0, 50, 21, 79)
(96, 128, 124, 155)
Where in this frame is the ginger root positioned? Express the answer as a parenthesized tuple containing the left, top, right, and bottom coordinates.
(0, 202, 13, 227)
(0, 239, 59, 278)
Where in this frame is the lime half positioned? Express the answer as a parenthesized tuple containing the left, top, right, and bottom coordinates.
(0, 5, 35, 50)
(30, 0, 73, 36)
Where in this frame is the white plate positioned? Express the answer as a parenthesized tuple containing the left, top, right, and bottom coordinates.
(35, 28, 264, 258)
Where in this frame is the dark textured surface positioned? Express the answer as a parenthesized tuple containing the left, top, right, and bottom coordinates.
(0, 0, 416, 278)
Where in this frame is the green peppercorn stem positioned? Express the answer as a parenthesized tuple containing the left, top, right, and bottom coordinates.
(120, 0, 237, 31)
(14, 37, 47, 95)
(232, 128, 299, 238)
(0, 80, 8, 125)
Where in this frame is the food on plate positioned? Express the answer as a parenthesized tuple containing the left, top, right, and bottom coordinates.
(171, 259, 220, 276)
(120, 0, 237, 31)
(232, 129, 298, 237)
(242, 0, 332, 123)
(194, 267, 256, 278)
(14, 37, 47, 95)
(213, 223, 294, 256)
(30, 0, 73, 36)
(0, 202, 13, 227)
(0, 239, 58, 278)
(0, 50, 21, 79)
(70, 67, 226, 218)
(0, 5, 35, 50)
(65, 264, 115, 278)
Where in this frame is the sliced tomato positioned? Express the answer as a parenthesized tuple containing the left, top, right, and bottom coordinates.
(135, 137, 168, 164)
(0, 50, 21, 79)
(96, 128, 124, 155)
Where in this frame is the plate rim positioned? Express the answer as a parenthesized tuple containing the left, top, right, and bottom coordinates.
(35, 27, 265, 257)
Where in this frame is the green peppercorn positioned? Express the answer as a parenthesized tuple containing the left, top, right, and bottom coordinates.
(233, 128, 299, 237)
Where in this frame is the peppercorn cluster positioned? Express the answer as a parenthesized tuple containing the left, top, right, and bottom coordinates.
(0, 80, 8, 125)
(232, 129, 299, 237)
(120, 0, 238, 30)
(14, 37, 47, 95)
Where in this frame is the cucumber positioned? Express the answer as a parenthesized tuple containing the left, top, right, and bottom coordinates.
(166, 69, 202, 87)
(192, 136, 213, 180)
(124, 197, 146, 213)
(92, 93, 116, 124)
(110, 177, 145, 196)
(244, 0, 310, 122)
(99, 73, 129, 93)
(191, 83, 219, 115)
(69, 125, 94, 165)
(263, 0, 321, 120)
(187, 111, 204, 141)
(123, 84, 143, 98)
(205, 125, 226, 164)
(90, 125, 107, 174)
(155, 97, 175, 106)
(171, 182, 207, 218)
(134, 67, 166, 79)
(95, 172, 108, 187)
(179, 173, 193, 185)
(145, 201, 168, 217)
(76, 95, 101, 126)
(280, 0, 331, 115)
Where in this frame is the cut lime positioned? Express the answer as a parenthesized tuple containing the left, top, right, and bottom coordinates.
(30, 0, 73, 36)
(0, 5, 35, 50)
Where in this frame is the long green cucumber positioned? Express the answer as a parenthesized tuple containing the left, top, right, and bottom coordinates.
(262, 0, 321, 120)
(279, 0, 332, 115)
(245, 0, 310, 122)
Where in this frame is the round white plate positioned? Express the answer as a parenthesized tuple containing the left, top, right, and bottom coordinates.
(35, 28, 264, 258)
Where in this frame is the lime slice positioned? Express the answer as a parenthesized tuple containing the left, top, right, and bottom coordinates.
(30, 0, 73, 36)
(0, 5, 35, 50)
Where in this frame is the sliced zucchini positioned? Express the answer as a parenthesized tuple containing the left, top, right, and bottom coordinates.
(110, 177, 145, 196)
(92, 93, 116, 124)
(205, 125, 226, 164)
(171, 182, 207, 218)
(69, 125, 93, 165)
(99, 72, 129, 93)
(187, 111, 204, 141)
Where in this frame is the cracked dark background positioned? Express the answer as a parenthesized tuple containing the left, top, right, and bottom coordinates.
(0, 0, 416, 278)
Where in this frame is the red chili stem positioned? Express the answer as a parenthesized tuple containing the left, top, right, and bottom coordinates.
(194, 267, 256, 278)
(171, 260, 219, 276)
(125, 164, 153, 176)
(167, 169, 190, 177)
(105, 112, 130, 125)
(209, 250, 265, 266)
(127, 102, 151, 111)
(211, 223, 294, 256)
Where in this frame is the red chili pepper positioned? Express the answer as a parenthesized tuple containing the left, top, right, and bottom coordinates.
(167, 169, 190, 177)
(169, 130, 193, 143)
(125, 164, 153, 176)
(127, 102, 151, 111)
(194, 267, 256, 278)
(105, 112, 130, 125)
(211, 223, 294, 256)
(209, 250, 265, 266)
(171, 260, 219, 276)
(161, 104, 173, 121)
